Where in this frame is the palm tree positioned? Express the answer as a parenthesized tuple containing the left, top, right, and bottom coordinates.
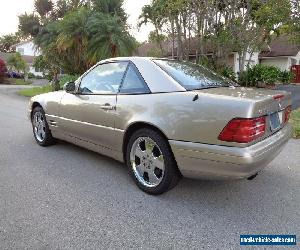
(139, 4, 164, 55)
(56, 8, 90, 73)
(87, 13, 136, 61)
(34, 0, 54, 19)
(92, 0, 127, 22)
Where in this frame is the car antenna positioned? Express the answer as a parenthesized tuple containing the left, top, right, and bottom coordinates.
(193, 94, 199, 102)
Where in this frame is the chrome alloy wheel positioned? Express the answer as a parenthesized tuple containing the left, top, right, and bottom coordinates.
(130, 137, 165, 188)
(33, 111, 46, 142)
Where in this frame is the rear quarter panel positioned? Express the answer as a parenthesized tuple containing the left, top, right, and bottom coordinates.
(115, 91, 255, 150)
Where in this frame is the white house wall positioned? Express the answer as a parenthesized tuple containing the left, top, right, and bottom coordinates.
(16, 41, 41, 57)
(260, 57, 290, 71)
(291, 51, 300, 65)
(29, 66, 43, 77)
(233, 51, 259, 74)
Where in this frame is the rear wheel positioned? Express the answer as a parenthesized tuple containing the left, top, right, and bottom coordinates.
(31, 106, 56, 146)
(126, 128, 181, 195)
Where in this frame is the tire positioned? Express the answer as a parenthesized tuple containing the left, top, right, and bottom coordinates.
(126, 128, 181, 195)
(31, 106, 56, 147)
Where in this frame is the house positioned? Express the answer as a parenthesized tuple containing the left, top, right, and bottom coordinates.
(259, 36, 300, 71)
(14, 40, 43, 77)
(137, 39, 259, 75)
(138, 36, 300, 82)
(15, 40, 41, 57)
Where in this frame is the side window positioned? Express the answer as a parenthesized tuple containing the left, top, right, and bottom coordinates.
(119, 64, 150, 94)
(79, 62, 128, 94)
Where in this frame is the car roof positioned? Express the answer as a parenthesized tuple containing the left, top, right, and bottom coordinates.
(98, 57, 186, 93)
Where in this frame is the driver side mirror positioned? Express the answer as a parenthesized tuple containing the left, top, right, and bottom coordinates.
(64, 81, 76, 93)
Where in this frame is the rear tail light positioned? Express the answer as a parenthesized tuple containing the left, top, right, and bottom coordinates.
(273, 94, 285, 101)
(218, 117, 266, 143)
(284, 106, 292, 123)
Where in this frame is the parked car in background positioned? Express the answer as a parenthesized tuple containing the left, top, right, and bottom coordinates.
(28, 57, 292, 194)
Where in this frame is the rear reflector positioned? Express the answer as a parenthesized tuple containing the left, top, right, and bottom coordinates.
(284, 106, 292, 123)
(218, 117, 266, 143)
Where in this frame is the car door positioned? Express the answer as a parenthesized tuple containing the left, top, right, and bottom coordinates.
(58, 61, 128, 151)
(114, 62, 151, 152)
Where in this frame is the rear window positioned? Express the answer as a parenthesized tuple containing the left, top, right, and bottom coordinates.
(153, 59, 236, 91)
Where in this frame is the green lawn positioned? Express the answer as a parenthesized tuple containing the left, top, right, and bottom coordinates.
(13, 79, 33, 85)
(18, 84, 53, 97)
(3, 78, 33, 85)
(290, 109, 300, 139)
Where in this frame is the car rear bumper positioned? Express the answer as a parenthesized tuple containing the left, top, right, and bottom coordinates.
(169, 124, 292, 180)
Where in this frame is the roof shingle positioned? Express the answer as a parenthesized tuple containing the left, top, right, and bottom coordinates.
(259, 36, 300, 58)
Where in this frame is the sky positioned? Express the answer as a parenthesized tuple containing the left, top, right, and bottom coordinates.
(0, 0, 153, 42)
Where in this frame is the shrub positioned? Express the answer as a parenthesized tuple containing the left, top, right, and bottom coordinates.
(290, 109, 300, 139)
(218, 66, 236, 81)
(28, 72, 35, 79)
(239, 64, 281, 87)
(0, 58, 7, 81)
(198, 57, 237, 82)
(59, 74, 80, 89)
(280, 70, 294, 84)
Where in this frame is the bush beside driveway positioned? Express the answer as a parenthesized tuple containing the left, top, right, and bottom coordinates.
(291, 109, 300, 138)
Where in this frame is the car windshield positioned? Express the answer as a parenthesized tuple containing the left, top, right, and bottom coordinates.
(153, 59, 237, 91)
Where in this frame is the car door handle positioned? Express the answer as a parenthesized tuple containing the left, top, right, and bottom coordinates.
(100, 103, 115, 111)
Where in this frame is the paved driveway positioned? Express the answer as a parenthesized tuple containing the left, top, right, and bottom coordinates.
(0, 88, 299, 249)
(276, 84, 300, 110)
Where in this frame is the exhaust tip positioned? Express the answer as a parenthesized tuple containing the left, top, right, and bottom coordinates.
(247, 172, 259, 180)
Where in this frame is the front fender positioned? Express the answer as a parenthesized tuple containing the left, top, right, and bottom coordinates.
(27, 91, 66, 120)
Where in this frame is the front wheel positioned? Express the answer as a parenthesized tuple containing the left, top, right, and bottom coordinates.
(126, 128, 181, 195)
(31, 106, 56, 146)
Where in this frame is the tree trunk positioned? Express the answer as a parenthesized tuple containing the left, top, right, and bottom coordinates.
(111, 44, 117, 58)
(52, 71, 60, 91)
(175, 16, 183, 61)
(182, 15, 188, 60)
(154, 25, 164, 56)
(171, 18, 175, 59)
(238, 50, 247, 74)
(246, 50, 254, 69)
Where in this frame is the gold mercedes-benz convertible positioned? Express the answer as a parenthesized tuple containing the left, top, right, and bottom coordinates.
(28, 57, 292, 194)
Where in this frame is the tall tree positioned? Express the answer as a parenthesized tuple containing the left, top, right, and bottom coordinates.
(92, 0, 127, 22)
(139, 3, 166, 56)
(140, 0, 293, 73)
(0, 34, 21, 52)
(19, 0, 137, 76)
(18, 13, 41, 37)
(34, 0, 54, 18)
(7, 53, 27, 75)
(87, 12, 136, 60)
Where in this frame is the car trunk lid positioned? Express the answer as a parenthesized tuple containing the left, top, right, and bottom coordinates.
(195, 86, 292, 143)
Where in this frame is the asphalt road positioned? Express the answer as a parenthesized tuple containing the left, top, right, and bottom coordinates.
(0, 86, 299, 249)
(276, 84, 300, 110)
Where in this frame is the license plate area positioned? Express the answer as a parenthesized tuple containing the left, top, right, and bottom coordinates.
(270, 111, 284, 131)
